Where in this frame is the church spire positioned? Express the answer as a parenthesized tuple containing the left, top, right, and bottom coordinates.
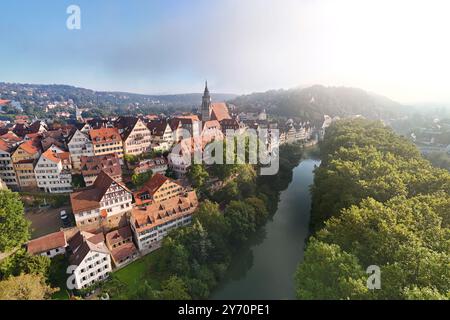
(204, 80, 209, 96)
(201, 81, 211, 121)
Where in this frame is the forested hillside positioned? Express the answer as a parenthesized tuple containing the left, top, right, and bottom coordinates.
(295, 119, 450, 300)
(230, 85, 405, 124)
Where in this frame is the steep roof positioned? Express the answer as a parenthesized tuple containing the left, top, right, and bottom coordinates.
(147, 120, 170, 136)
(80, 154, 122, 178)
(70, 170, 130, 213)
(105, 226, 133, 247)
(141, 173, 181, 196)
(210, 102, 231, 122)
(27, 231, 67, 255)
(68, 231, 109, 265)
(17, 140, 40, 155)
(41, 148, 61, 163)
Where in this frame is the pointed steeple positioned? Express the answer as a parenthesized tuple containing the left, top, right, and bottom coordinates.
(201, 81, 211, 121)
(204, 80, 210, 96)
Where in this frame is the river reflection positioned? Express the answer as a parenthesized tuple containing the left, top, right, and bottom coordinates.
(211, 156, 320, 300)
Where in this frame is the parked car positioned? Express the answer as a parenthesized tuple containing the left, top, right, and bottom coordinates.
(60, 210, 71, 228)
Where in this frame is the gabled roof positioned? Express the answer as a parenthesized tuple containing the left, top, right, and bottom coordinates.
(147, 120, 170, 136)
(41, 148, 61, 163)
(70, 170, 131, 213)
(68, 231, 109, 266)
(27, 231, 67, 255)
(141, 173, 179, 196)
(105, 225, 133, 247)
(80, 154, 122, 178)
(210, 102, 231, 122)
(17, 140, 40, 156)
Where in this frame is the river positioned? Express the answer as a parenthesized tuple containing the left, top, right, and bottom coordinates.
(211, 156, 321, 300)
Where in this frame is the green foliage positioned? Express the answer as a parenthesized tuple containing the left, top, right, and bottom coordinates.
(295, 238, 369, 300)
(0, 190, 30, 252)
(297, 119, 450, 300)
(224, 201, 258, 245)
(124, 154, 139, 165)
(131, 171, 153, 188)
(187, 164, 209, 189)
(116, 142, 304, 300)
(0, 273, 57, 300)
(157, 276, 191, 300)
(0, 249, 51, 280)
(71, 174, 86, 189)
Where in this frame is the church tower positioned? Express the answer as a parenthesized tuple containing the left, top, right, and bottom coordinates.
(201, 81, 211, 121)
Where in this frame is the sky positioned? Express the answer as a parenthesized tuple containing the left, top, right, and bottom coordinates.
(1, 0, 450, 104)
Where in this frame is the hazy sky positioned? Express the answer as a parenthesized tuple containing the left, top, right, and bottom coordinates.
(1, 0, 450, 104)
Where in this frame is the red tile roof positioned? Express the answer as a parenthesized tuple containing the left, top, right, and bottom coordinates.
(132, 191, 198, 233)
(89, 127, 122, 144)
(27, 231, 67, 255)
(210, 103, 231, 122)
(70, 170, 131, 214)
(80, 154, 122, 178)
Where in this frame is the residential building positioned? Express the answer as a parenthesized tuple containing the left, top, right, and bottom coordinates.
(70, 171, 133, 231)
(0, 135, 20, 190)
(133, 157, 168, 176)
(115, 117, 152, 156)
(130, 191, 198, 251)
(89, 127, 124, 159)
(147, 120, 173, 151)
(133, 173, 186, 206)
(105, 226, 138, 268)
(68, 231, 112, 290)
(11, 140, 41, 190)
(80, 154, 122, 187)
(34, 148, 72, 193)
(169, 115, 201, 142)
(67, 129, 95, 170)
(27, 231, 67, 258)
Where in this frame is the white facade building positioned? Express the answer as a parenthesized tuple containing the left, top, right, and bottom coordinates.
(68, 129, 94, 170)
(34, 148, 73, 193)
(68, 232, 112, 290)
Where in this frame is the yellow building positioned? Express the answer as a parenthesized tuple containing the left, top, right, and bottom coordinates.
(12, 140, 41, 190)
(89, 127, 124, 159)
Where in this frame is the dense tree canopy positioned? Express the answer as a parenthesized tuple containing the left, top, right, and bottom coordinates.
(0, 273, 57, 300)
(0, 190, 30, 252)
(296, 119, 450, 300)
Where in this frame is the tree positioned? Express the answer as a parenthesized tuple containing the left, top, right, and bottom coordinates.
(0, 190, 30, 252)
(157, 237, 190, 276)
(194, 201, 231, 263)
(245, 197, 269, 227)
(131, 171, 152, 188)
(224, 201, 257, 245)
(157, 276, 191, 300)
(295, 239, 369, 300)
(187, 164, 209, 189)
(0, 273, 57, 300)
(134, 280, 158, 300)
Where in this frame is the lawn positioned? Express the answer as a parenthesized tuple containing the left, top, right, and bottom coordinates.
(106, 250, 165, 299)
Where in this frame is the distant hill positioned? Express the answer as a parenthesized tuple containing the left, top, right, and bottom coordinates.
(0, 82, 237, 110)
(229, 85, 406, 124)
